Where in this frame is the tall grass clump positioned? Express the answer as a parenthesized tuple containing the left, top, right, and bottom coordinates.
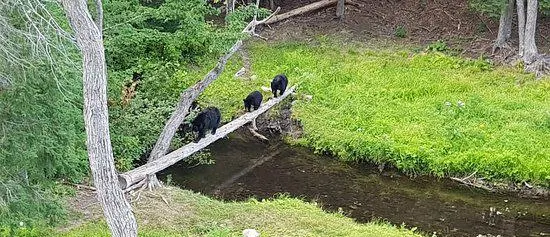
(204, 40, 550, 186)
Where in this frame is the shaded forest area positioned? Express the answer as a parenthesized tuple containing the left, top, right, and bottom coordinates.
(264, 0, 550, 57)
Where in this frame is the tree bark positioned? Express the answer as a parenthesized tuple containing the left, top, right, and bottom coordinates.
(93, 0, 103, 37)
(60, 0, 137, 236)
(523, 0, 538, 64)
(493, 0, 514, 52)
(336, 0, 345, 19)
(517, 0, 526, 57)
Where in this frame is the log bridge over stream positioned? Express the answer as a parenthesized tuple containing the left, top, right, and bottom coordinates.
(118, 85, 296, 190)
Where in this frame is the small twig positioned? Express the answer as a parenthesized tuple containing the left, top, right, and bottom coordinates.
(160, 195, 169, 205)
(63, 182, 97, 191)
(450, 177, 494, 192)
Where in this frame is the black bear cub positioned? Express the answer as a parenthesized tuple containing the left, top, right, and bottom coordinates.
(191, 107, 221, 143)
(270, 74, 288, 98)
(243, 91, 263, 112)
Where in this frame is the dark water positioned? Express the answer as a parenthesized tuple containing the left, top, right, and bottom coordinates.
(158, 131, 550, 237)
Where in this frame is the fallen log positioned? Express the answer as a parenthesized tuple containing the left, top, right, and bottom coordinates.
(118, 85, 296, 190)
(264, 0, 338, 25)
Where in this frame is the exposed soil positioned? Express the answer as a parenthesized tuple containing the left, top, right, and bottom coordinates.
(260, 0, 550, 58)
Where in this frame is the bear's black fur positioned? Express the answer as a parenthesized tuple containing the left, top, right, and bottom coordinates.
(191, 107, 221, 143)
(270, 74, 288, 98)
(243, 91, 263, 112)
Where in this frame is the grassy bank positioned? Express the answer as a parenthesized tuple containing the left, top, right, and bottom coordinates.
(194, 39, 550, 186)
(59, 188, 419, 237)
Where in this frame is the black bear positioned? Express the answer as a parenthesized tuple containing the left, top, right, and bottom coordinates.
(191, 107, 221, 143)
(270, 74, 288, 98)
(243, 91, 263, 112)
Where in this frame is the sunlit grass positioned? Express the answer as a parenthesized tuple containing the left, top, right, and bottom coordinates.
(60, 189, 420, 237)
(190, 40, 550, 186)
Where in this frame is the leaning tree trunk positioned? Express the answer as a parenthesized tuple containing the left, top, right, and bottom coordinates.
(61, 0, 138, 236)
(517, 0, 526, 57)
(523, 0, 538, 64)
(336, 0, 345, 19)
(493, 0, 515, 53)
(145, 41, 243, 188)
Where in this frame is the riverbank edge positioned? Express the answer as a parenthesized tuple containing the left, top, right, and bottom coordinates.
(253, 96, 550, 199)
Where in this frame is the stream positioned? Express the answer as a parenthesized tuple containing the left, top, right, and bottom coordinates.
(158, 131, 550, 237)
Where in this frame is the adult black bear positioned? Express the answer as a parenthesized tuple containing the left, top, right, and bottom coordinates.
(270, 74, 288, 98)
(243, 91, 263, 112)
(191, 107, 221, 143)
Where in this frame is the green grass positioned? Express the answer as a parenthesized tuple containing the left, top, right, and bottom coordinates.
(59, 188, 420, 237)
(192, 39, 550, 186)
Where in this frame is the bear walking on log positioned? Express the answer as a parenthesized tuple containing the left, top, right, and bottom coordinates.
(270, 74, 288, 98)
(191, 107, 221, 143)
(243, 91, 263, 112)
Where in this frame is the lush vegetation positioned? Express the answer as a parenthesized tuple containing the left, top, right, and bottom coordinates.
(102, 0, 267, 170)
(0, 2, 86, 229)
(3, 0, 550, 234)
(193, 40, 550, 186)
(59, 188, 420, 237)
(0, 0, 252, 230)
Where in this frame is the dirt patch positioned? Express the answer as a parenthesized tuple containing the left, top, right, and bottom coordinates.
(60, 187, 195, 232)
(261, 0, 550, 58)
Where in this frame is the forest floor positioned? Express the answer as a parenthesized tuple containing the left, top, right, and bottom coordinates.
(262, 0, 550, 59)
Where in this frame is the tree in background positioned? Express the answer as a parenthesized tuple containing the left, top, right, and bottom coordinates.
(471, 0, 550, 76)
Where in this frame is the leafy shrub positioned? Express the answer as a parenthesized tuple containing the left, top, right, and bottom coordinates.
(0, 1, 87, 228)
(394, 26, 407, 38)
(104, 1, 262, 170)
(426, 40, 448, 52)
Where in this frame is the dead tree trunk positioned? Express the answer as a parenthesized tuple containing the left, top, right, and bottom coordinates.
(61, 0, 137, 236)
(493, 0, 514, 53)
(336, 0, 345, 19)
(517, 0, 526, 57)
(264, 0, 339, 24)
(523, 0, 538, 64)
